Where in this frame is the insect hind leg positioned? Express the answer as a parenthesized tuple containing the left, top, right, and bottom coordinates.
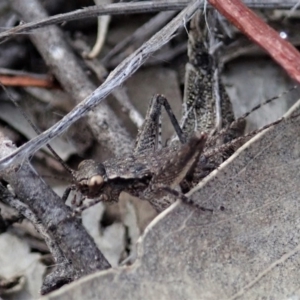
(141, 132, 207, 212)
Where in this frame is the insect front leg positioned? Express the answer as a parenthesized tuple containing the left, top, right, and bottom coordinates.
(71, 193, 85, 208)
(72, 194, 109, 216)
(62, 185, 77, 202)
(72, 181, 124, 215)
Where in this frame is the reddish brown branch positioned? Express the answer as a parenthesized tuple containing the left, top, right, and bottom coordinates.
(0, 75, 59, 89)
(208, 0, 300, 84)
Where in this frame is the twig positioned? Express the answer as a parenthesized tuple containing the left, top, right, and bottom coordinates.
(208, 0, 300, 83)
(11, 0, 133, 157)
(0, 0, 202, 171)
(0, 132, 111, 291)
(0, 1, 298, 42)
(0, 74, 57, 88)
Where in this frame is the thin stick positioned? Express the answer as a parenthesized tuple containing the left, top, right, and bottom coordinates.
(0, 75, 57, 89)
(0, 1, 298, 42)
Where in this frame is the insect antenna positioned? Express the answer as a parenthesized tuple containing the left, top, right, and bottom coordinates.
(0, 82, 74, 176)
(207, 85, 298, 147)
(205, 109, 300, 159)
(232, 85, 298, 124)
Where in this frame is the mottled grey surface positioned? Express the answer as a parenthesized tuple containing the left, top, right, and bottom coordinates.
(223, 57, 300, 131)
(42, 101, 300, 299)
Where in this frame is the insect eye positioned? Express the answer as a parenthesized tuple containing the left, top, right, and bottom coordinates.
(88, 175, 104, 188)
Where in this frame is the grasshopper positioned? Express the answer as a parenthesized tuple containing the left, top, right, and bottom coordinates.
(65, 94, 208, 213)
(65, 90, 291, 214)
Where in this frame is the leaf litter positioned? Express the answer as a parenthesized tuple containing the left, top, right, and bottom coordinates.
(1, 1, 298, 299)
